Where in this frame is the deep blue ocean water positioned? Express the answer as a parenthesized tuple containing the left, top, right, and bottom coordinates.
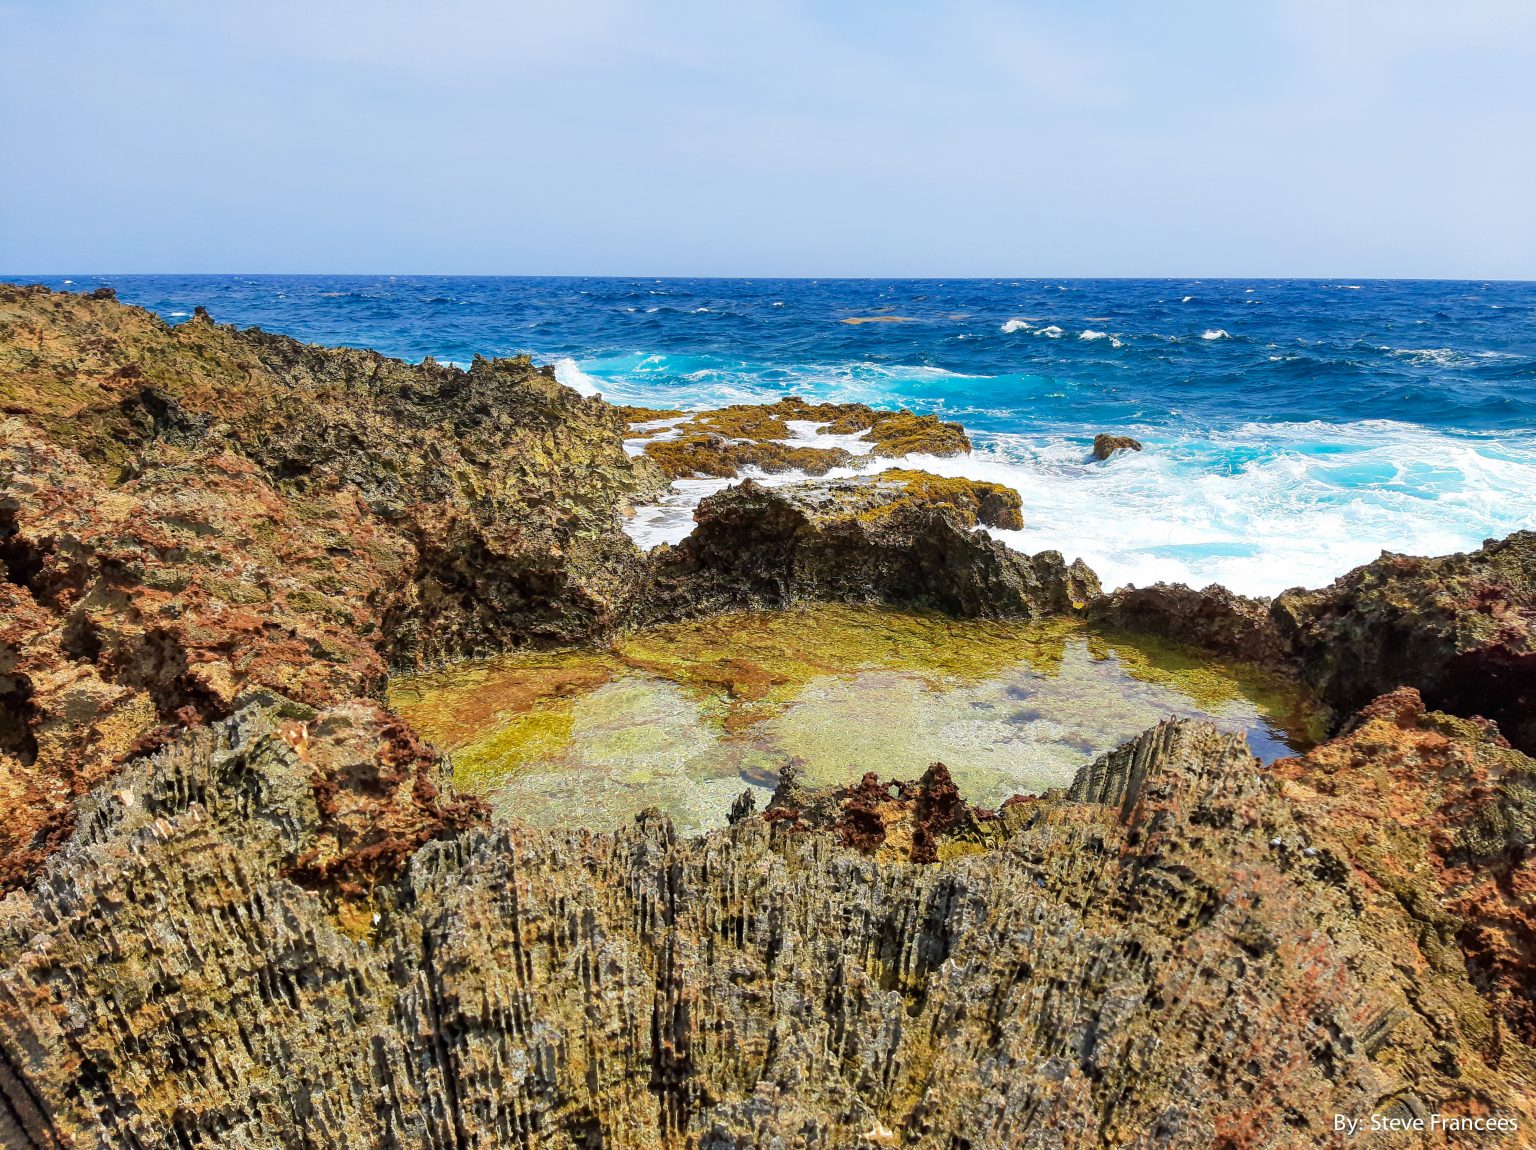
(18, 274, 1536, 595)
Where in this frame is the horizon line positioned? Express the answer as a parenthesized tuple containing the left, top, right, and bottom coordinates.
(6, 272, 1536, 286)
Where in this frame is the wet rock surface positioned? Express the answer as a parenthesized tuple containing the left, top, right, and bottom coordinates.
(621, 396, 970, 480)
(1090, 433, 1142, 460)
(2, 701, 1533, 1147)
(641, 475, 1099, 622)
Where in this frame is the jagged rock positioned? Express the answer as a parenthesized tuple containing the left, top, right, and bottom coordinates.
(0, 285, 664, 895)
(1273, 532, 1536, 754)
(1088, 580, 1292, 665)
(1271, 687, 1536, 1051)
(2, 701, 1533, 1147)
(641, 476, 1098, 622)
(1091, 433, 1142, 460)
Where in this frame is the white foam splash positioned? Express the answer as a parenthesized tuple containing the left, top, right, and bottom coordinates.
(1001, 318, 1031, 333)
(553, 357, 602, 397)
(1201, 329, 1230, 341)
(1080, 330, 1109, 341)
(895, 424, 1536, 597)
(1036, 325, 1064, 338)
(777, 419, 876, 453)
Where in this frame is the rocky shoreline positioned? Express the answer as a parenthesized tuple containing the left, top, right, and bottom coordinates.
(3, 284, 1535, 1147)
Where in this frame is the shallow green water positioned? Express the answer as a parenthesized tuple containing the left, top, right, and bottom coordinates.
(389, 606, 1323, 835)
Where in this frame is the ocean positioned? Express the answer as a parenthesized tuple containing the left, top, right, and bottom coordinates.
(22, 274, 1536, 597)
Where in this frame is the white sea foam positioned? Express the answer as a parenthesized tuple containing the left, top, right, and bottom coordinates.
(623, 415, 691, 457)
(1181, 295, 1194, 303)
(1079, 330, 1109, 341)
(897, 423, 1536, 597)
(169, 311, 188, 317)
(1036, 325, 1064, 338)
(553, 357, 602, 397)
(1001, 318, 1031, 333)
(777, 419, 875, 452)
(1201, 329, 1230, 341)
(625, 421, 1536, 597)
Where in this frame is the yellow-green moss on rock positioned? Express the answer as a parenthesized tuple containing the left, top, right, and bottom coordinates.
(623, 396, 970, 480)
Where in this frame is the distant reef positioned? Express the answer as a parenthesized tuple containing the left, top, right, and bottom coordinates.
(2, 283, 1535, 1148)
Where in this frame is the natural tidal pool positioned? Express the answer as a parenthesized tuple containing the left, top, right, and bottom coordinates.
(389, 606, 1326, 835)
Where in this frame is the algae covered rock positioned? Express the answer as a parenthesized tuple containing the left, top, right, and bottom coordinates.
(623, 395, 970, 480)
(643, 474, 1098, 622)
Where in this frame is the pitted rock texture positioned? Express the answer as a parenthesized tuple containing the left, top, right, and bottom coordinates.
(642, 477, 1099, 623)
(1273, 532, 1536, 756)
(2, 702, 1534, 1148)
(1088, 582, 1292, 667)
(1271, 687, 1536, 1051)
(0, 284, 663, 895)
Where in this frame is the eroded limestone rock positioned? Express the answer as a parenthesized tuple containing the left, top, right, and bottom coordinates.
(2, 701, 1533, 1147)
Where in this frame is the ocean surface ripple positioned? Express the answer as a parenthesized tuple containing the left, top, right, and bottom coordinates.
(22, 274, 1536, 596)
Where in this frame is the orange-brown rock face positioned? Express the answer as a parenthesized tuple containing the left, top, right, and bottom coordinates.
(0, 284, 662, 896)
(1272, 687, 1536, 1054)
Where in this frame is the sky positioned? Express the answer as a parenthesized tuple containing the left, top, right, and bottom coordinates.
(1, 0, 1533, 278)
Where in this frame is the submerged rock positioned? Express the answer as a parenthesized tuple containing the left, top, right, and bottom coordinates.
(642, 475, 1099, 622)
(2, 698, 1532, 1147)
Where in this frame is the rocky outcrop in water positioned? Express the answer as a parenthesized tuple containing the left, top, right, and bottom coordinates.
(642, 474, 1098, 622)
(622, 396, 969, 480)
(1088, 581, 1292, 666)
(1090, 433, 1142, 460)
(3, 697, 1533, 1148)
(1091, 533, 1536, 755)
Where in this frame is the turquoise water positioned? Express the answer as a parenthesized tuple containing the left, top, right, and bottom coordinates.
(19, 274, 1536, 595)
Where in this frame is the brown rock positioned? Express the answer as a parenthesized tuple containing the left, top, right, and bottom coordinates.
(1273, 531, 1536, 754)
(1091, 433, 1142, 460)
(625, 395, 970, 480)
(1089, 580, 1292, 665)
(642, 475, 1098, 622)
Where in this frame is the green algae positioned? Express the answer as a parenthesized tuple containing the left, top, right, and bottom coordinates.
(388, 605, 1326, 835)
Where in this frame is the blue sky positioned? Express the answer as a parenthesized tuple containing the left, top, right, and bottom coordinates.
(2, 0, 1533, 277)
